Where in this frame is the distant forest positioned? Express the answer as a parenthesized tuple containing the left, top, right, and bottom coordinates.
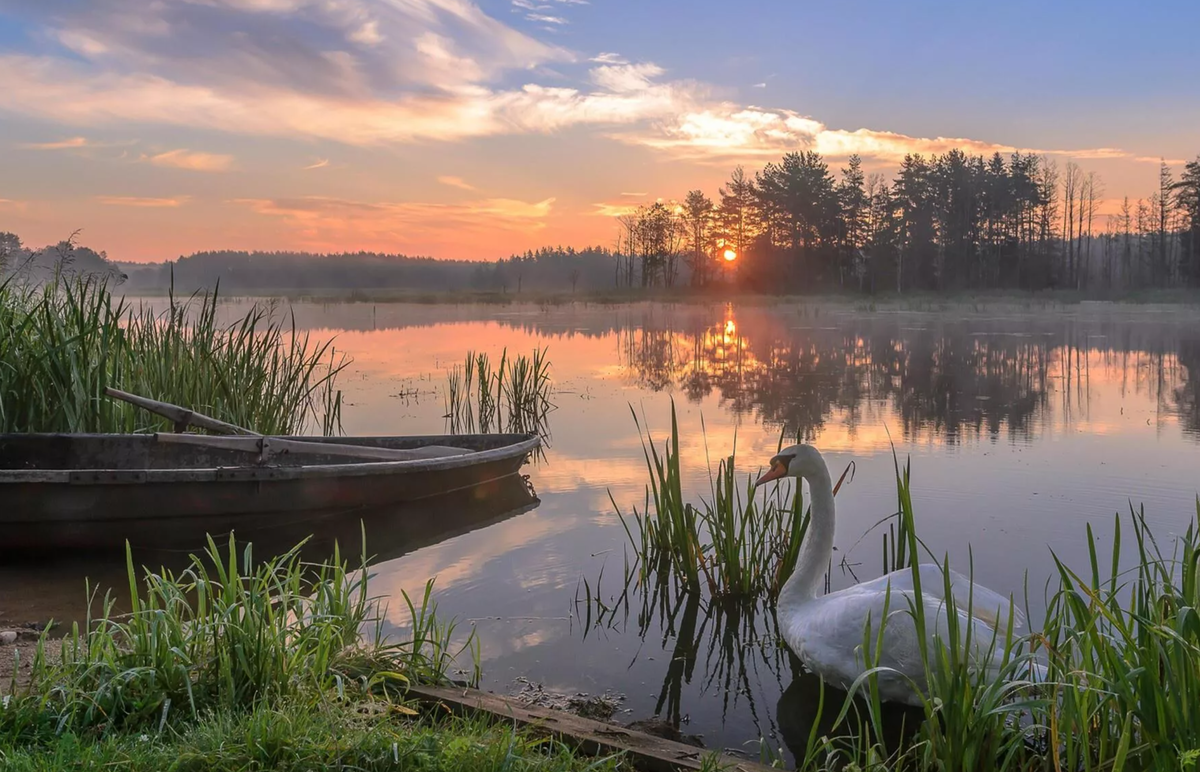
(3, 148, 1198, 295)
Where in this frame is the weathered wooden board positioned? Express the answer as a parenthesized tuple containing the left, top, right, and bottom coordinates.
(405, 683, 777, 772)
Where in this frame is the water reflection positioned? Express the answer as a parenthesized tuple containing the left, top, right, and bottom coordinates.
(618, 306, 1200, 444)
(0, 476, 539, 629)
(775, 667, 924, 764)
(192, 298, 1199, 446)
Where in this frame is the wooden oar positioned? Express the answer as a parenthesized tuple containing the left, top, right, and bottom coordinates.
(155, 432, 472, 462)
(106, 387, 472, 461)
(105, 387, 259, 435)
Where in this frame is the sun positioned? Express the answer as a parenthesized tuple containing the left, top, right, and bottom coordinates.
(722, 248, 737, 262)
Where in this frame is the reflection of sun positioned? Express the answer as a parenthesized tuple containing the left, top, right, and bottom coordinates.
(723, 248, 737, 262)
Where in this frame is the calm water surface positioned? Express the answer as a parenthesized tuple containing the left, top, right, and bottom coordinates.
(10, 299, 1200, 764)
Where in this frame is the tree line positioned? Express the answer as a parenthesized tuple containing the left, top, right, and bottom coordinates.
(610, 151, 1200, 292)
(5, 147, 1197, 296)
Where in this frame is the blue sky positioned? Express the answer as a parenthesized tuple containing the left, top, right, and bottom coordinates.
(1, 0, 1197, 260)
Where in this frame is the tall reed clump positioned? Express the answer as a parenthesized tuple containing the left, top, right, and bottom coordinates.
(0, 271, 345, 435)
(613, 402, 852, 601)
(445, 347, 554, 436)
(0, 534, 477, 743)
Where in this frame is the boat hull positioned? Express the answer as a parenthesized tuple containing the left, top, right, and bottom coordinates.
(0, 433, 539, 550)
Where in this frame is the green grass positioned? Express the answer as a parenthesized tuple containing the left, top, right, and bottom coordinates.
(0, 531, 626, 772)
(445, 348, 554, 436)
(0, 271, 345, 435)
(0, 700, 626, 772)
(0, 533, 476, 743)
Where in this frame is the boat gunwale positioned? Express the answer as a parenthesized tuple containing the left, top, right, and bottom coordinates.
(0, 433, 541, 485)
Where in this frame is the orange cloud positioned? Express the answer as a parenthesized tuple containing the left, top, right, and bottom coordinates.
(146, 148, 234, 172)
(616, 105, 1179, 166)
(96, 195, 185, 207)
(233, 194, 556, 250)
(438, 175, 477, 191)
(591, 201, 641, 217)
(21, 136, 91, 150)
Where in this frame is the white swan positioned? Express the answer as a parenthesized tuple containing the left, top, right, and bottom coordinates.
(755, 444, 1025, 706)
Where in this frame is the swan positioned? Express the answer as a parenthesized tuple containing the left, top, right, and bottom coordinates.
(755, 443, 1026, 706)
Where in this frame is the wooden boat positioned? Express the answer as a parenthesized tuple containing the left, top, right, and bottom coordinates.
(0, 432, 540, 550)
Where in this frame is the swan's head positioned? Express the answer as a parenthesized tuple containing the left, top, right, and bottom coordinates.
(753, 443, 826, 487)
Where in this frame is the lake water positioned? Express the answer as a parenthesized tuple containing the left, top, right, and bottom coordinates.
(6, 299, 1200, 764)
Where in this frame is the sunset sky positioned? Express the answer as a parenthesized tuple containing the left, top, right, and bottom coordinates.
(1, 0, 1198, 262)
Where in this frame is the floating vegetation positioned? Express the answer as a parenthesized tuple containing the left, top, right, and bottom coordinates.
(0, 532, 478, 741)
(445, 347, 554, 437)
(0, 271, 346, 435)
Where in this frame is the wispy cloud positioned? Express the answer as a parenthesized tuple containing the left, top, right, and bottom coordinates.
(234, 194, 555, 250)
(613, 105, 1176, 166)
(21, 136, 92, 150)
(0, 54, 701, 145)
(96, 195, 185, 207)
(620, 191, 647, 197)
(303, 158, 330, 170)
(751, 82, 766, 89)
(145, 149, 235, 172)
(0, 0, 1171, 177)
(591, 201, 640, 217)
(438, 175, 476, 190)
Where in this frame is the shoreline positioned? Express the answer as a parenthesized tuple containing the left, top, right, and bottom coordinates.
(118, 286, 1200, 312)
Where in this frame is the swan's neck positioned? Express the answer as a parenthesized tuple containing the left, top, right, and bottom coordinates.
(779, 467, 836, 610)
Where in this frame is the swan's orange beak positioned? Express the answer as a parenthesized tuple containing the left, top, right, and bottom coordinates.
(754, 461, 787, 488)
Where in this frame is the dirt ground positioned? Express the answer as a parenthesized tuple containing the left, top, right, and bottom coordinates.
(0, 627, 49, 694)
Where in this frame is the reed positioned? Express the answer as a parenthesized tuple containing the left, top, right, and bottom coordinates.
(445, 347, 554, 436)
(0, 533, 476, 742)
(615, 402, 852, 601)
(0, 271, 345, 435)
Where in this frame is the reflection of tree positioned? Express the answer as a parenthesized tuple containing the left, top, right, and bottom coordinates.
(1177, 340, 1200, 438)
(618, 308, 1200, 445)
(577, 572, 788, 749)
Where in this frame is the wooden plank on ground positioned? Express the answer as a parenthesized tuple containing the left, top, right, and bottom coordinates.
(405, 683, 776, 772)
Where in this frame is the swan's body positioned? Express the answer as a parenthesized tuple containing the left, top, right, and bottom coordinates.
(757, 445, 1024, 706)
